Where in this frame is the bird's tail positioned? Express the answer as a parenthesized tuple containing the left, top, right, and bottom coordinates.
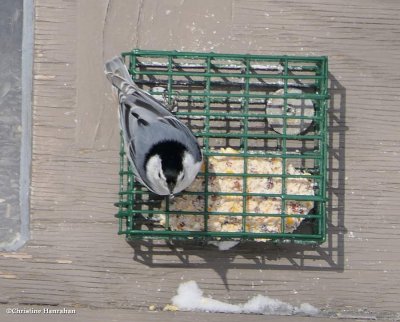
(104, 56, 138, 94)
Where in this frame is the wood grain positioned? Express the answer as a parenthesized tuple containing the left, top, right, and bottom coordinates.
(1, 0, 399, 320)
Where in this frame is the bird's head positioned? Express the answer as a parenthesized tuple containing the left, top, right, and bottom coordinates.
(145, 141, 202, 196)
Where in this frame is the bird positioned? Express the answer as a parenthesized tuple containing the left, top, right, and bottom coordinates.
(104, 56, 203, 197)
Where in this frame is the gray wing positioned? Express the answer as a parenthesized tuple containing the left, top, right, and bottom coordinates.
(119, 99, 202, 168)
(105, 56, 203, 186)
(159, 115, 202, 162)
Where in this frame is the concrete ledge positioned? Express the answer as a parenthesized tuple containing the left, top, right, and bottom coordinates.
(0, 0, 33, 251)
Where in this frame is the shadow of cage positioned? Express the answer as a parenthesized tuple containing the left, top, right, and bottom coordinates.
(128, 72, 347, 278)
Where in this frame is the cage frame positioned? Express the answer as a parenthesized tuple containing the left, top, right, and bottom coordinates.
(115, 49, 329, 245)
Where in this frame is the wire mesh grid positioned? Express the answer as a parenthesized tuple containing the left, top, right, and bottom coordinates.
(116, 49, 329, 244)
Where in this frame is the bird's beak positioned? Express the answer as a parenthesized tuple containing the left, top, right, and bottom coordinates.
(167, 181, 175, 195)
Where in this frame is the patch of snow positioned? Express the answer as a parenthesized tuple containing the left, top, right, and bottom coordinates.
(172, 281, 241, 313)
(208, 240, 240, 250)
(172, 281, 319, 316)
(296, 303, 320, 315)
(241, 294, 294, 315)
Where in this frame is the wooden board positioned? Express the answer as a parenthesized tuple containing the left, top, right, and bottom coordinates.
(0, 305, 338, 322)
(1, 0, 399, 320)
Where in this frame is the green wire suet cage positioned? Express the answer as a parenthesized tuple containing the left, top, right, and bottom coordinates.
(115, 49, 329, 244)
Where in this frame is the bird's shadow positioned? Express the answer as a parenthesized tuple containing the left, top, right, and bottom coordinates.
(127, 73, 347, 290)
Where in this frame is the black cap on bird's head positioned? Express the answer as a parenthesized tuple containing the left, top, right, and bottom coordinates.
(160, 142, 185, 194)
(145, 140, 186, 195)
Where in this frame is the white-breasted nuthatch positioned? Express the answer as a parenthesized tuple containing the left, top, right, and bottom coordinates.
(105, 56, 203, 197)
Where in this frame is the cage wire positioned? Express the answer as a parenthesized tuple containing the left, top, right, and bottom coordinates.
(115, 49, 329, 244)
